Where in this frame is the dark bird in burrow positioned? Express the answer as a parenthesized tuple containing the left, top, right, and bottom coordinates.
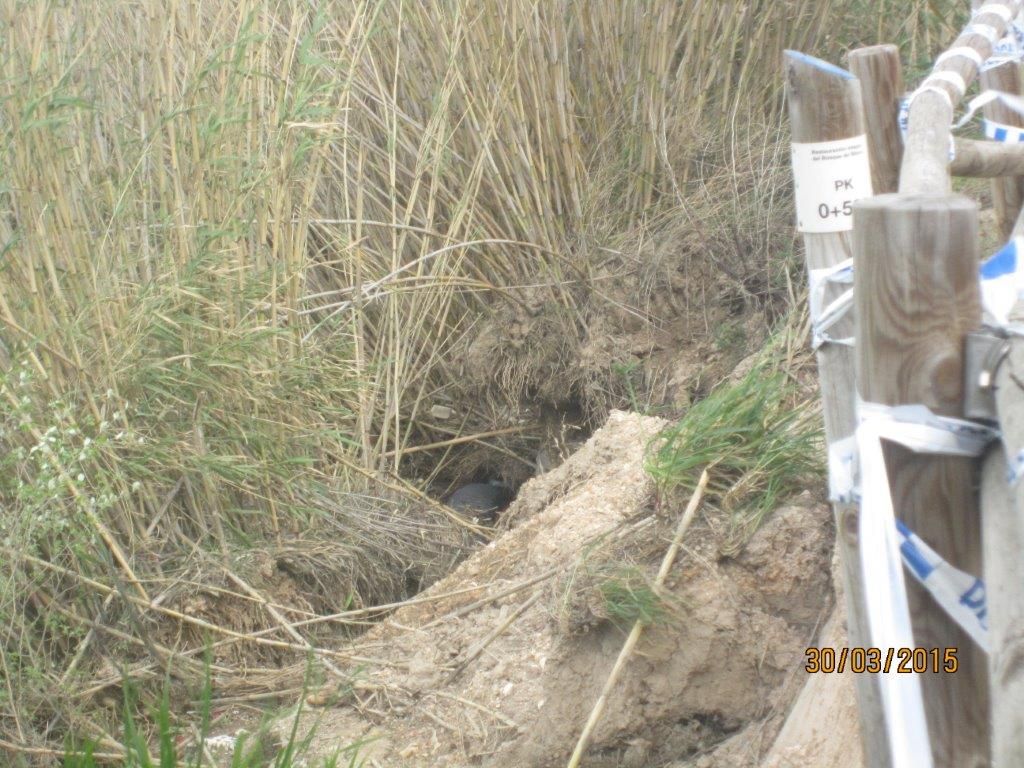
(444, 481, 514, 524)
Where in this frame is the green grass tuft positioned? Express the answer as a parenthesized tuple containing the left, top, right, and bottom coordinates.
(598, 566, 668, 630)
(646, 353, 823, 553)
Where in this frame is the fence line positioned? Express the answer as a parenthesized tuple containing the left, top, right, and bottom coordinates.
(786, 2, 1024, 766)
(900, 2, 1023, 193)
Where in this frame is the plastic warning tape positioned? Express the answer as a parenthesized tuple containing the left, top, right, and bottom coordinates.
(807, 259, 853, 349)
(896, 519, 988, 651)
(830, 402, 999, 768)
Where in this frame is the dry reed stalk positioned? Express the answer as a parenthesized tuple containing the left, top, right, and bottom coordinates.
(6, 548, 395, 666)
(0, 0, 956, 753)
(446, 590, 544, 681)
(566, 468, 710, 768)
(223, 570, 348, 680)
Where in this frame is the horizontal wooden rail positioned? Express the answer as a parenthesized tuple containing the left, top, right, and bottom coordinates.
(952, 137, 1024, 177)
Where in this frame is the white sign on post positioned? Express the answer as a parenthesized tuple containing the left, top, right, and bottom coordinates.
(791, 135, 873, 233)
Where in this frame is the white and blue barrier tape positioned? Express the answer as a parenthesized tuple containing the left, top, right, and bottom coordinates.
(980, 235, 1024, 330)
(898, 7, 1024, 158)
(956, 89, 1024, 145)
(985, 119, 1024, 142)
(829, 401, 999, 768)
(818, 231, 1024, 767)
(852, 405, 931, 768)
(981, 7, 1024, 71)
(896, 519, 988, 652)
(808, 259, 853, 350)
(809, 231, 1024, 354)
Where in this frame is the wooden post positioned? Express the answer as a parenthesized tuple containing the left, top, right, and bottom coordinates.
(981, 60, 1024, 239)
(977, 4, 1024, 756)
(981, 443, 1024, 766)
(849, 45, 904, 195)
(1014, 183, 1024, 237)
(784, 50, 889, 767)
(979, 292, 1024, 766)
(853, 194, 988, 768)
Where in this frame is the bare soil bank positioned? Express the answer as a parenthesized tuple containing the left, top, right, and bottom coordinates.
(266, 410, 845, 767)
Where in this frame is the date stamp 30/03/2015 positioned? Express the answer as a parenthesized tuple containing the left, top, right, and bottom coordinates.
(804, 647, 959, 674)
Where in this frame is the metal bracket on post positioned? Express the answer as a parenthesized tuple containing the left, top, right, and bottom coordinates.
(965, 330, 1011, 422)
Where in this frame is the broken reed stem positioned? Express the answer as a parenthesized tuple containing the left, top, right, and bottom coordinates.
(447, 590, 544, 681)
(421, 565, 562, 629)
(378, 424, 530, 458)
(566, 468, 710, 768)
(428, 690, 521, 730)
(224, 571, 348, 680)
(0, 738, 123, 763)
(59, 593, 117, 685)
(333, 453, 489, 534)
(40, 593, 215, 675)
(6, 549, 392, 667)
(80, 578, 510, 698)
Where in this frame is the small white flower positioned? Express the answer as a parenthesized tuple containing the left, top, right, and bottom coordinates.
(131, 481, 141, 492)
(76, 473, 85, 482)
(83, 437, 92, 447)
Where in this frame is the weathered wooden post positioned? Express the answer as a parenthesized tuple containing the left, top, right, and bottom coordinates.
(849, 45, 904, 195)
(784, 50, 888, 767)
(981, 60, 1024, 238)
(854, 194, 987, 767)
(981, 441, 1024, 766)
(978, 292, 1024, 765)
(853, 5, 1024, 765)
(971, 11, 1024, 762)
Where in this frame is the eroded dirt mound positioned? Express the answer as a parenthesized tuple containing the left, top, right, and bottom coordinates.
(291, 411, 833, 767)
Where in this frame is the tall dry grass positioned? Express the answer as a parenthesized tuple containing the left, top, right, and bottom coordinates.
(0, 0, 965, 760)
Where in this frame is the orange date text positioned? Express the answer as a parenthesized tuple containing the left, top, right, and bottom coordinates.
(804, 647, 958, 674)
